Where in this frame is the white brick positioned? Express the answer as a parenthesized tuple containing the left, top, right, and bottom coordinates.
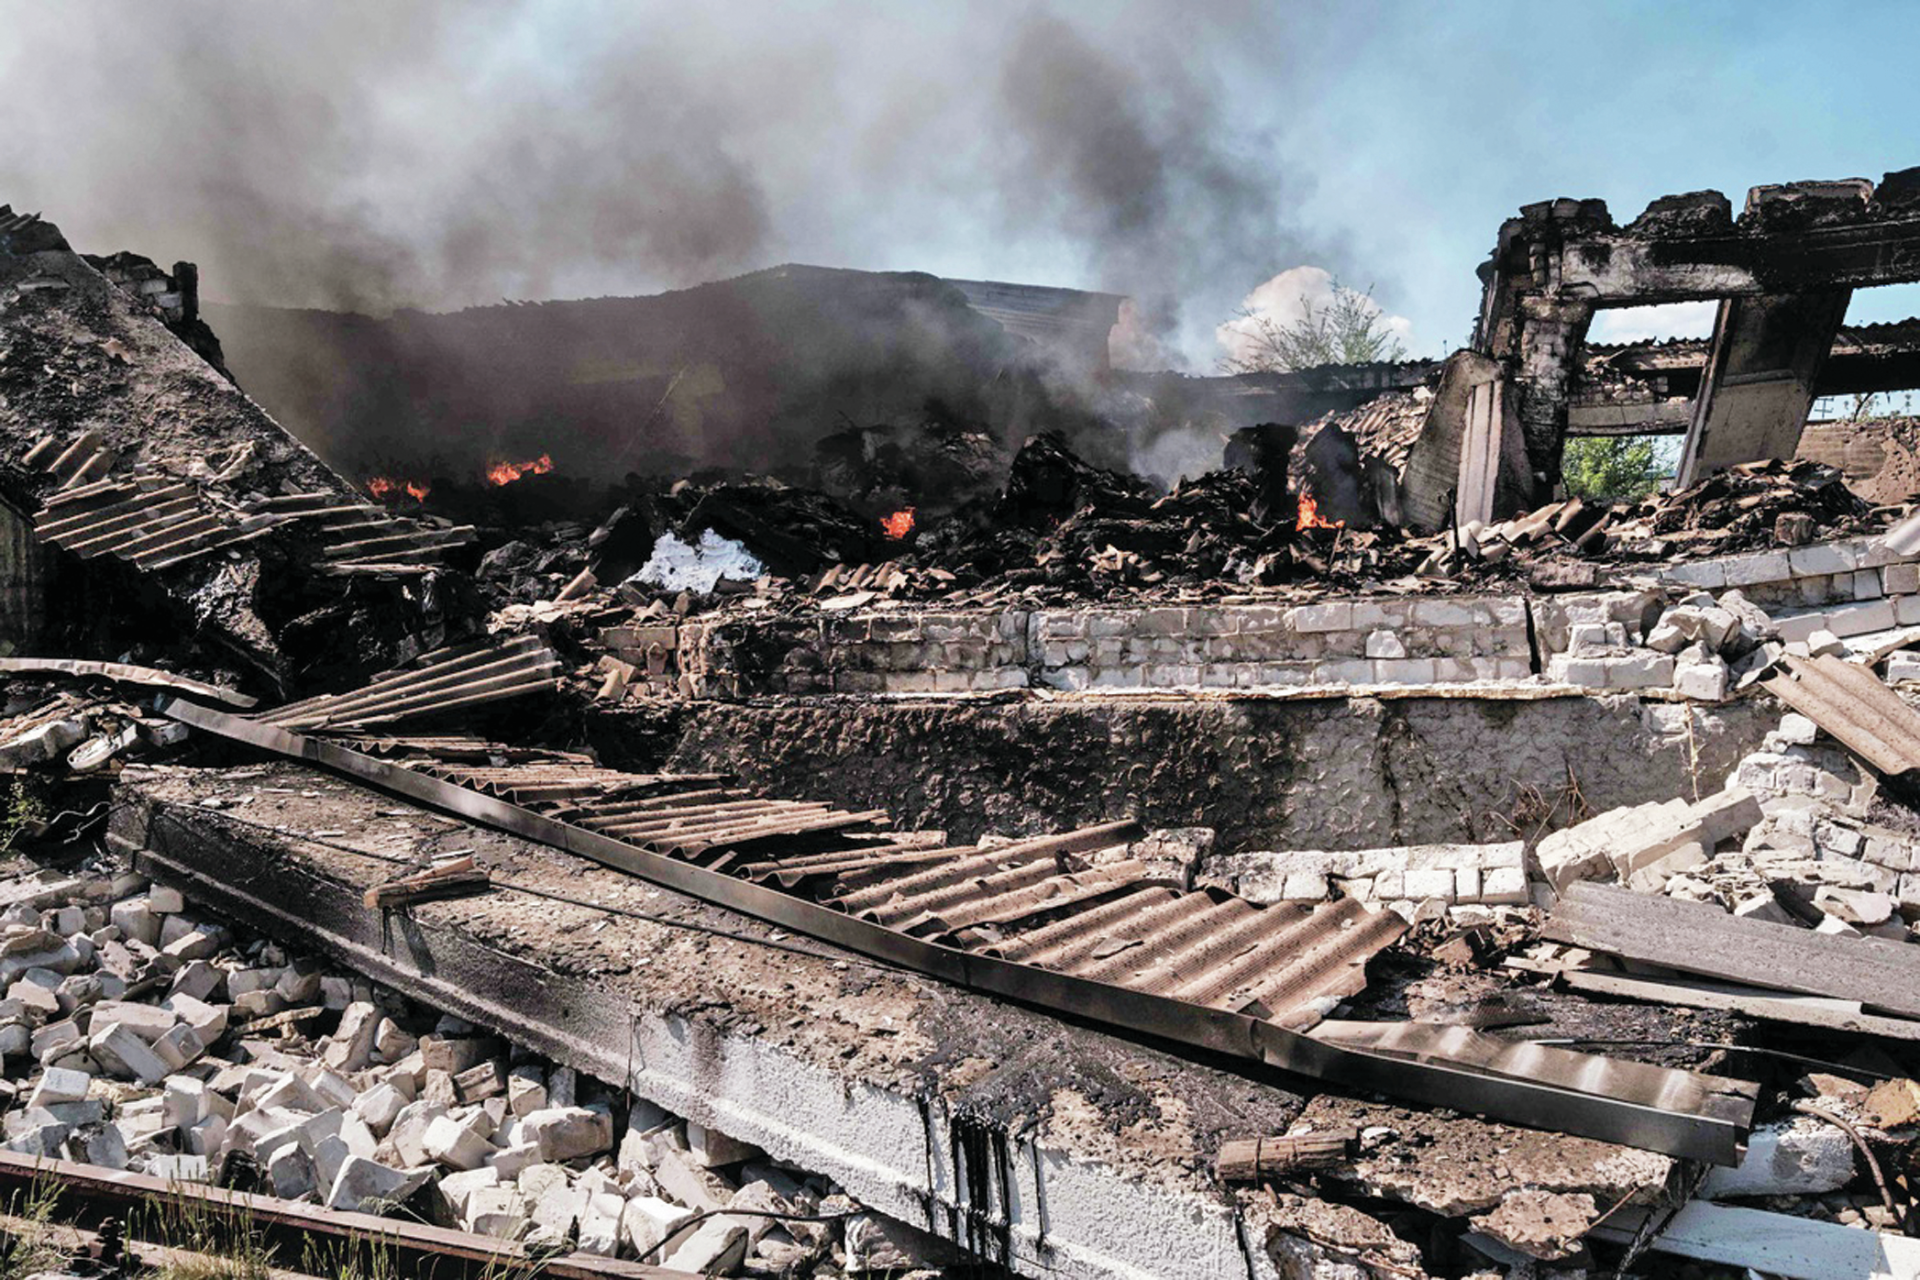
(1789, 543, 1861, 577)
(1287, 603, 1351, 633)
(1722, 551, 1792, 587)
(1605, 653, 1676, 688)
(327, 1156, 432, 1213)
(1480, 866, 1528, 904)
(522, 1106, 613, 1162)
(1363, 629, 1406, 659)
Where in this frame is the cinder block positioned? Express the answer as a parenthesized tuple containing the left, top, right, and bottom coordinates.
(1410, 599, 1479, 627)
(1363, 629, 1406, 659)
(1663, 559, 1728, 590)
(1404, 868, 1455, 902)
(1885, 563, 1920, 595)
(1287, 603, 1352, 633)
(1480, 866, 1528, 904)
(1722, 551, 1792, 587)
(1600, 653, 1675, 689)
(1789, 543, 1862, 577)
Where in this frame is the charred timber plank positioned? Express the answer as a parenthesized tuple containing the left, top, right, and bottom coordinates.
(1561, 969, 1920, 1042)
(1559, 215, 1920, 301)
(365, 868, 492, 909)
(1217, 1130, 1357, 1181)
(1545, 881, 1920, 1019)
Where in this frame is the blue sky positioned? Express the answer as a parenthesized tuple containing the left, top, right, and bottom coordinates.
(1265, 1, 1920, 354)
(2, 1, 1915, 366)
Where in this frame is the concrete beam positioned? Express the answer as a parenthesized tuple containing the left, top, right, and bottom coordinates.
(1675, 290, 1852, 486)
(1558, 214, 1920, 302)
(108, 762, 1313, 1280)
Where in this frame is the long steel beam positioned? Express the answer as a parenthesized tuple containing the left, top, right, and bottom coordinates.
(159, 696, 1757, 1164)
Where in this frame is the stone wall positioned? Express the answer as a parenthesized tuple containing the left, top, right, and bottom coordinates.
(610, 597, 1534, 698)
(599, 533, 1920, 700)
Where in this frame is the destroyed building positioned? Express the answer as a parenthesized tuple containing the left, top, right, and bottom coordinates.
(11, 168, 1920, 1280)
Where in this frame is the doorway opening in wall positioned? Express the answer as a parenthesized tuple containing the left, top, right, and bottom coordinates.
(1565, 303, 1711, 499)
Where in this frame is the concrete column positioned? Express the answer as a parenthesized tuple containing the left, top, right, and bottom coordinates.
(1512, 296, 1595, 503)
(1402, 351, 1531, 531)
(1674, 289, 1851, 487)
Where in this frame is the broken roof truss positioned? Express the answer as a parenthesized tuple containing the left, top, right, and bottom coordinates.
(161, 695, 1758, 1164)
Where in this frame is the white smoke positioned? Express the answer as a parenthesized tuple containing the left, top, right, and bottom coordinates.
(1214, 266, 1413, 369)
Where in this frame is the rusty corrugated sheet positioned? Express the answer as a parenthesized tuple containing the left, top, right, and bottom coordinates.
(260, 637, 560, 731)
(1762, 653, 1920, 776)
(247, 492, 475, 573)
(24, 448, 473, 581)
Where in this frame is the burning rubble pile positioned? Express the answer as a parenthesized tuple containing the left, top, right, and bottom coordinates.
(21, 172, 1920, 1278)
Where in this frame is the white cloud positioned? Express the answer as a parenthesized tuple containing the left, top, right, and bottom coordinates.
(1587, 300, 1718, 346)
(1214, 266, 1413, 368)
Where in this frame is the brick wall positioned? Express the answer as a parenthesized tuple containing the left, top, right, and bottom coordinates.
(600, 534, 1920, 701)
(606, 596, 1534, 698)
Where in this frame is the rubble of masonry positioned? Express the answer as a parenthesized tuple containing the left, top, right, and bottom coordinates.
(0, 856, 944, 1276)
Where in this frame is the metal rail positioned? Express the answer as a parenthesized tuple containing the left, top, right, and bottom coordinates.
(0, 1149, 669, 1279)
(159, 696, 1758, 1164)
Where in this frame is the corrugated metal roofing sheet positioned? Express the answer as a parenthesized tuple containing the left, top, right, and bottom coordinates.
(364, 746, 1405, 1027)
(1761, 653, 1920, 776)
(23, 440, 474, 578)
(260, 637, 560, 731)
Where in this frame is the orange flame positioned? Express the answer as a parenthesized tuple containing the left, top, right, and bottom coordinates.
(367, 476, 431, 502)
(1295, 492, 1344, 533)
(880, 507, 916, 540)
(486, 454, 554, 487)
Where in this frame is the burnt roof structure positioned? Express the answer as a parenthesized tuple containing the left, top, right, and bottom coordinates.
(0, 206, 474, 691)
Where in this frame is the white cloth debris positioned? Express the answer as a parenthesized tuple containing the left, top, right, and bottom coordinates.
(630, 530, 764, 595)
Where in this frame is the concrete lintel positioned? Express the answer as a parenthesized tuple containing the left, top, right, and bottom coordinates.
(1559, 215, 1920, 301)
(107, 763, 1307, 1280)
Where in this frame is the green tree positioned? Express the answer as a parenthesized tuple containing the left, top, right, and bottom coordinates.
(1561, 435, 1668, 501)
(1220, 281, 1407, 373)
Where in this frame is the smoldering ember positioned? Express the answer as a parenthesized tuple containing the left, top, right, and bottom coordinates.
(22, 84, 1920, 1280)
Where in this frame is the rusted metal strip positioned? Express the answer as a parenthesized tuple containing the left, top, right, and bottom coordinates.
(159, 695, 1758, 1163)
(0, 1149, 670, 1279)
(0, 657, 256, 707)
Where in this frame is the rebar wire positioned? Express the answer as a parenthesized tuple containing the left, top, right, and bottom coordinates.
(1793, 1100, 1899, 1220)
